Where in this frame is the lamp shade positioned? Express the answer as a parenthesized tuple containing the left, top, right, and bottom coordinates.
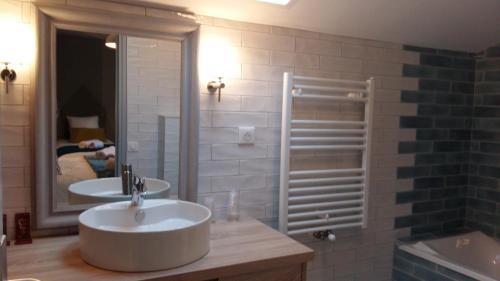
(0, 21, 34, 66)
(199, 31, 240, 83)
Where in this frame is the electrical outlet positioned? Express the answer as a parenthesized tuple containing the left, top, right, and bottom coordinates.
(238, 127, 255, 144)
(128, 141, 139, 152)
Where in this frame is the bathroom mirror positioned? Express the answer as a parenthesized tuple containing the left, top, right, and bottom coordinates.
(33, 2, 200, 231)
(53, 29, 182, 211)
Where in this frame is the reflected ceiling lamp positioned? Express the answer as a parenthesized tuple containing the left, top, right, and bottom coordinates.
(105, 34, 117, 49)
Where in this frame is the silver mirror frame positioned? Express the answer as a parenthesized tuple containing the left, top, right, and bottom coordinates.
(33, 1, 199, 231)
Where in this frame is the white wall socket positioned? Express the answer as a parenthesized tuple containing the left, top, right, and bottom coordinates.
(238, 126, 255, 144)
(128, 141, 139, 152)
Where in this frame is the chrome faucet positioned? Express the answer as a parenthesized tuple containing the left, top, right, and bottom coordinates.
(131, 175, 146, 207)
(121, 164, 133, 195)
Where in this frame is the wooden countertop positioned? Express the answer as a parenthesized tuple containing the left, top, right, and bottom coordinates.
(7, 219, 313, 281)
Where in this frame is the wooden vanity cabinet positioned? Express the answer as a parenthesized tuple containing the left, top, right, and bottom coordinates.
(7, 219, 313, 281)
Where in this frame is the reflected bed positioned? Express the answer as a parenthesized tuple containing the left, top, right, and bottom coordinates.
(55, 140, 116, 207)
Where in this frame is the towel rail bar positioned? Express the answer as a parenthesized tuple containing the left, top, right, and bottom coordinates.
(289, 184, 364, 194)
(289, 192, 364, 202)
(279, 72, 375, 235)
(287, 222, 363, 235)
(289, 199, 363, 211)
(291, 120, 366, 126)
(291, 128, 366, 134)
(294, 84, 368, 94)
(290, 168, 364, 176)
(288, 207, 364, 219)
(292, 93, 367, 103)
(293, 75, 368, 86)
(290, 144, 366, 150)
(289, 176, 364, 185)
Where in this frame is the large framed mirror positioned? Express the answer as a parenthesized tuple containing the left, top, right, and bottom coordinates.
(33, 2, 200, 231)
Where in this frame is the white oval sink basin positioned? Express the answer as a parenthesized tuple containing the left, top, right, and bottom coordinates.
(69, 177, 170, 205)
(79, 199, 211, 272)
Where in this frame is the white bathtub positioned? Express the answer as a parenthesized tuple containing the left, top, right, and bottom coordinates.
(399, 231, 500, 281)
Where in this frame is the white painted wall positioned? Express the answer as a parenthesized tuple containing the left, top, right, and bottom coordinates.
(141, 0, 500, 52)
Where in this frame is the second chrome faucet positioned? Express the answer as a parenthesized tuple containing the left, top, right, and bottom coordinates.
(131, 175, 147, 207)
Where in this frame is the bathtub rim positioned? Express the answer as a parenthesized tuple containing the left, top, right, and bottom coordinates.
(398, 232, 497, 281)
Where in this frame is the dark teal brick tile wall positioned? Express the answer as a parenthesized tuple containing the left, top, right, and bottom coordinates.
(396, 45, 475, 237)
(396, 43, 500, 239)
(467, 45, 500, 238)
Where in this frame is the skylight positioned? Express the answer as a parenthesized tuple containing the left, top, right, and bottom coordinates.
(257, 0, 291, 6)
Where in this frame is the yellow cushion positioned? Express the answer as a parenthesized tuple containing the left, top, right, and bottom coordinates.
(69, 128, 107, 143)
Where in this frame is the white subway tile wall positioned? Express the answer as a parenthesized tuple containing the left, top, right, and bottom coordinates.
(197, 18, 418, 281)
(127, 36, 182, 196)
(0, 0, 33, 240)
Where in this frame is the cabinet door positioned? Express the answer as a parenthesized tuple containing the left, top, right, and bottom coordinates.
(219, 265, 303, 281)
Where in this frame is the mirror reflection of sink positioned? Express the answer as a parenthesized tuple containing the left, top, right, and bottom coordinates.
(79, 199, 211, 272)
(68, 177, 170, 205)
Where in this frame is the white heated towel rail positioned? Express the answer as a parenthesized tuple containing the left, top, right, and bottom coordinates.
(279, 73, 375, 236)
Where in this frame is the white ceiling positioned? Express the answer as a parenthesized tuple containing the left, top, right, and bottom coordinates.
(135, 0, 500, 52)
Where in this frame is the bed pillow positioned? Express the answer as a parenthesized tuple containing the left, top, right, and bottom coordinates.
(69, 128, 107, 143)
(67, 115, 99, 129)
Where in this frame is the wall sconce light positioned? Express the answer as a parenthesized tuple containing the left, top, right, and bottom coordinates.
(0, 63, 16, 94)
(0, 21, 34, 94)
(207, 77, 225, 102)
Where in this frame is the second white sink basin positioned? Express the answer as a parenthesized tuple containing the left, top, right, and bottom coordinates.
(69, 177, 170, 205)
(79, 199, 211, 272)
